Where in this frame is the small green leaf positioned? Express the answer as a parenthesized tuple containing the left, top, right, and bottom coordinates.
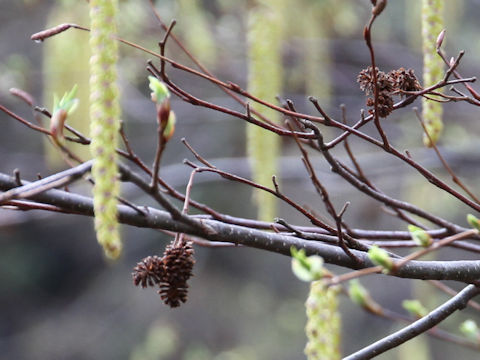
(148, 76, 170, 104)
(368, 245, 394, 271)
(408, 225, 432, 247)
(467, 214, 480, 231)
(290, 246, 325, 282)
(402, 299, 428, 318)
(459, 320, 480, 342)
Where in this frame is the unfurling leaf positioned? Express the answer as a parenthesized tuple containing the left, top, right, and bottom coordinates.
(148, 76, 170, 105)
(50, 85, 79, 142)
(290, 247, 326, 282)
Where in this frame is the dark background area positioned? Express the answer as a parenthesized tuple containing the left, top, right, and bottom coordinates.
(1, 1, 480, 359)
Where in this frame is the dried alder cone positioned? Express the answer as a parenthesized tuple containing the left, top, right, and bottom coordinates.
(158, 240, 195, 308)
(132, 239, 195, 308)
(358, 66, 421, 118)
(132, 255, 164, 288)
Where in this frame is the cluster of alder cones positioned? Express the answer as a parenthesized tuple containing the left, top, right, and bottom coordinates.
(132, 239, 195, 308)
(357, 66, 422, 117)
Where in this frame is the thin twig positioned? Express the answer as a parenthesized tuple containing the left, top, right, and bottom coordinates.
(413, 107, 480, 203)
(0, 161, 92, 204)
(393, 229, 479, 270)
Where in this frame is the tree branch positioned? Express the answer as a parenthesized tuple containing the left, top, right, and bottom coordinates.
(2, 171, 480, 281)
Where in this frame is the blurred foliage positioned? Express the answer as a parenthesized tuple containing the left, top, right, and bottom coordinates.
(129, 321, 179, 360)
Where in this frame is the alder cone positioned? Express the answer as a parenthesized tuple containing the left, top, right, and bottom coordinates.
(158, 241, 195, 308)
(132, 255, 164, 288)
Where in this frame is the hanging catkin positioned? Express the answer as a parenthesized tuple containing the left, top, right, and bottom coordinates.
(304, 280, 341, 360)
(246, 0, 284, 221)
(89, 0, 122, 259)
(422, 0, 444, 147)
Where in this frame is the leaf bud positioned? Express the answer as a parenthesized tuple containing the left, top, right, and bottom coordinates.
(402, 299, 428, 318)
(467, 214, 480, 232)
(408, 225, 433, 247)
(368, 245, 394, 272)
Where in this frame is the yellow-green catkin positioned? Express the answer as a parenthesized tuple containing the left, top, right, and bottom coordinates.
(89, 0, 121, 259)
(422, 0, 444, 147)
(305, 280, 341, 360)
(43, 0, 90, 168)
(247, 0, 284, 222)
(303, 1, 331, 108)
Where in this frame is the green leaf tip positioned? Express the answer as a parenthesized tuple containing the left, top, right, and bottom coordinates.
(467, 214, 480, 231)
(148, 76, 170, 104)
(368, 245, 394, 271)
(53, 84, 79, 115)
(402, 299, 428, 318)
(290, 246, 326, 282)
(408, 225, 432, 247)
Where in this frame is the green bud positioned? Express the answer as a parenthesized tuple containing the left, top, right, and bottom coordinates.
(459, 320, 480, 342)
(291, 246, 326, 282)
(467, 214, 480, 231)
(148, 76, 170, 105)
(408, 225, 432, 247)
(368, 245, 394, 271)
(349, 279, 368, 307)
(348, 279, 383, 315)
(402, 299, 428, 318)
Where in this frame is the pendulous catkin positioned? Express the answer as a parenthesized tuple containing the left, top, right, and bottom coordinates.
(89, 0, 122, 259)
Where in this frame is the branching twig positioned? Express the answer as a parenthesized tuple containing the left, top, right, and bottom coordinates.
(0, 161, 92, 204)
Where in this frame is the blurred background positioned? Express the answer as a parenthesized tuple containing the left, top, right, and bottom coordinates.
(1, 0, 480, 359)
